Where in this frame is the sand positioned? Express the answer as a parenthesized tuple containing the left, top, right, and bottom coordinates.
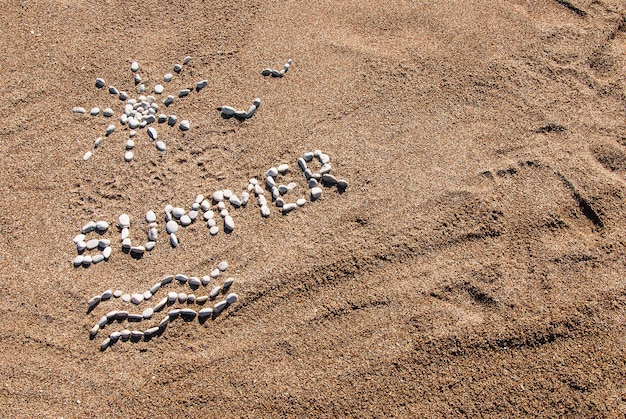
(0, 0, 625, 417)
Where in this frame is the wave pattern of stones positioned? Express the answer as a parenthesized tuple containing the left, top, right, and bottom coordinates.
(261, 58, 292, 78)
(75, 57, 206, 162)
(220, 98, 261, 120)
(72, 151, 348, 265)
(88, 262, 237, 350)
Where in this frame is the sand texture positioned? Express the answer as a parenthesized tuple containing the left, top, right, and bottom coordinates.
(1, 0, 625, 417)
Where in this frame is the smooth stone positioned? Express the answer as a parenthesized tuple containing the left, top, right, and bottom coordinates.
(226, 293, 238, 304)
(82, 151, 93, 161)
(196, 80, 208, 90)
(87, 295, 101, 308)
(178, 89, 190, 98)
(130, 330, 144, 338)
(84, 238, 97, 250)
(76, 241, 87, 252)
(303, 152, 314, 161)
(109, 85, 119, 94)
(258, 195, 267, 206)
(261, 68, 272, 76)
(143, 290, 152, 300)
(209, 226, 219, 235)
(183, 56, 191, 64)
(127, 116, 137, 128)
(110, 331, 122, 341)
(154, 297, 168, 312)
(103, 246, 112, 259)
(278, 184, 288, 194)
(100, 338, 111, 351)
(241, 192, 250, 205)
(229, 195, 241, 207)
(245, 104, 257, 118)
(224, 216, 234, 231)
(253, 97, 261, 106)
(159, 316, 169, 329)
(254, 184, 264, 195)
(218, 201, 226, 211)
(180, 215, 192, 226)
(188, 295, 196, 304)
(119, 91, 129, 101)
(168, 309, 181, 319)
(180, 308, 196, 319)
(220, 106, 236, 116)
(206, 218, 216, 228)
(266, 167, 278, 177)
(161, 275, 174, 285)
(154, 84, 164, 94)
(73, 234, 86, 244)
(308, 178, 319, 188)
(134, 74, 141, 84)
(128, 314, 143, 322)
(164, 73, 173, 82)
(120, 329, 131, 340)
(303, 168, 313, 179)
(105, 124, 115, 136)
(94, 137, 103, 148)
(271, 69, 282, 77)
(118, 214, 130, 228)
(298, 158, 307, 171)
(124, 151, 134, 162)
(121, 228, 129, 240)
(142, 307, 154, 319)
(106, 310, 119, 320)
(131, 293, 144, 304)
(126, 139, 135, 149)
(320, 163, 332, 174)
(170, 233, 179, 248)
(92, 254, 105, 264)
(322, 173, 337, 185)
(218, 261, 228, 271)
(275, 197, 284, 207)
(98, 316, 109, 327)
(189, 277, 201, 287)
(167, 115, 177, 125)
(95, 78, 105, 88)
(147, 127, 157, 140)
(173, 64, 182, 73)
(260, 205, 270, 217)
(73, 255, 84, 267)
(166, 220, 179, 234)
(337, 179, 349, 189)
(175, 274, 188, 283)
(148, 227, 158, 242)
(102, 108, 113, 117)
(297, 198, 306, 207)
(89, 324, 99, 337)
(98, 239, 110, 248)
(116, 311, 129, 320)
(156, 141, 166, 151)
(144, 326, 160, 337)
(130, 246, 145, 256)
(201, 200, 211, 211)
(210, 286, 221, 298)
(210, 268, 220, 278)
(198, 307, 213, 318)
(212, 190, 224, 202)
(144, 210, 156, 224)
(73, 107, 86, 114)
(82, 255, 92, 266)
(320, 153, 330, 164)
(113, 290, 123, 298)
(149, 282, 161, 295)
(282, 203, 297, 213)
(201, 275, 211, 285)
(158, 114, 167, 123)
(90, 107, 100, 116)
(172, 207, 185, 218)
(266, 176, 276, 188)
(214, 300, 228, 313)
(196, 296, 209, 304)
(167, 291, 177, 303)
(130, 61, 139, 72)
(177, 292, 187, 303)
(311, 187, 322, 199)
(223, 277, 235, 288)
(121, 294, 131, 302)
(188, 210, 198, 220)
(164, 95, 174, 106)
(82, 221, 97, 233)
(96, 220, 109, 232)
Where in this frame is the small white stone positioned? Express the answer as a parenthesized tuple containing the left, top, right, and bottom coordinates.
(218, 201, 226, 211)
(142, 307, 153, 319)
(254, 184, 264, 196)
(89, 324, 100, 337)
(226, 293, 238, 304)
(73, 234, 86, 244)
(154, 297, 168, 312)
(266, 167, 278, 177)
(277, 163, 289, 173)
(146, 241, 156, 251)
(224, 216, 234, 231)
(308, 178, 319, 188)
(120, 228, 129, 241)
(210, 286, 221, 298)
(174, 63, 183, 73)
(124, 151, 133, 162)
(214, 300, 228, 313)
(320, 153, 330, 164)
(178, 89, 190, 98)
(275, 197, 284, 207)
(92, 254, 105, 264)
(241, 192, 250, 205)
(131, 293, 144, 304)
(188, 277, 201, 287)
(220, 106, 236, 116)
(180, 308, 196, 319)
(337, 179, 349, 189)
(120, 329, 131, 340)
(320, 164, 332, 175)
(209, 226, 219, 235)
(282, 203, 297, 213)
(266, 176, 276, 188)
(170, 233, 179, 247)
(258, 195, 267, 206)
(229, 195, 241, 207)
(121, 294, 131, 302)
(180, 215, 191, 226)
(76, 241, 87, 252)
(166, 220, 179, 234)
(100, 338, 111, 351)
(164, 96, 174, 106)
(223, 277, 235, 288)
(87, 295, 101, 308)
(272, 187, 280, 199)
(94, 137, 103, 148)
(178, 292, 187, 303)
(183, 56, 192, 64)
(311, 187, 322, 199)
(144, 326, 160, 337)
(196, 80, 208, 90)
(164, 72, 173, 82)
(245, 104, 257, 118)
(172, 207, 185, 218)
(156, 141, 166, 151)
(218, 261, 228, 271)
(154, 84, 164, 94)
(73, 255, 84, 267)
(278, 185, 288, 194)
(131, 61, 139, 72)
(118, 214, 130, 229)
(95, 221, 109, 232)
(83, 151, 93, 161)
(130, 330, 144, 339)
(204, 210, 215, 220)
(212, 190, 224, 202)
(73, 107, 86, 114)
(95, 78, 105, 88)
(146, 127, 157, 140)
(167, 115, 177, 126)
(201, 275, 211, 285)
(82, 255, 92, 267)
(143, 290, 152, 300)
(179, 120, 190, 131)
(261, 205, 270, 217)
(198, 307, 213, 318)
(322, 174, 338, 185)
(113, 290, 123, 298)
(119, 91, 129, 101)
(103, 246, 112, 259)
(210, 269, 220, 278)
(296, 198, 307, 207)
(126, 139, 135, 150)
(207, 218, 216, 227)
(134, 74, 141, 84)
(81, 221, 96, 234)
(148, 227, 158, 242)
(167, 291, 177, 303)
(298, 158, 307, 171)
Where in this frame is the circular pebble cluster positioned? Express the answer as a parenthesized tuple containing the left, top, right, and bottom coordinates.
(72, 151, 348, 267)
(75, 57, 204, 162)
(261, 59, 292, 78)
(220, 98, 261, 120)
(87, 262, 237, 350)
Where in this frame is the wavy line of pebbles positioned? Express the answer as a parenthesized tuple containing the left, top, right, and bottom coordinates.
(76, 56, 205, 162)
(261, 59, 292, 78)
(220, 98, 261, 120)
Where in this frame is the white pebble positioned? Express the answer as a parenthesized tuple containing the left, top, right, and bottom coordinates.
(87, 295, 101, 308)
(167, 291, 177, 303)
(146, 241, 156, 251)
(142, 307, 153, 319)
(223, 277, 235, 288)
(144, 326, 160, 337)
(148, 227, 158, 241)
(164, 95, 174, 106)
(131, 293, 144, 304)
(154, 84, 164, 94)
(172, 207, 185, 218)
(95, 78, 105, 88)
(196, 80, 208, 90)
(282, 203, 297, 213)
(220, 106, 236, 116)
(213, 300, 228, 313)
(118, 214, 130, 229)
(147, 127, 157, 140)
(198, 307, 213, 318)
(170, 233, 179, 247)
(126, 139, 135, 150)
(73, 255, 84, 267)
(226, 293, 238, 304)
(297, 198, 306, 207)
(229, 195, 241, 207)
(320, 153, 330, 164)
(166, 220, 179, 234)
(92, 254, 105, 264)
(103, 246, 112, 259)
(173, 64, 182, 73)
(224, 216, 234, 231)
(143, 290, 152, 300)
(210, 286, 221, 298)
(180, 215, 192, 226)
(82, 221, 96, 234)
(260, 205, 270, 217)
(337, 179, 349, 189)
(178, 292, 187, 303)
(124, 151, 133, 162)
(83, 151, 93, 161)
(212, 190, 224, 202)
(130, 61, 139, 72)
(201, 275, 211, 285)
(218, 261, 228, 271)
(311, 187, 322, 199)
(209, 226, 219, 235)
(73, 234, 85, 244)
(100, 338, 111, 351)
(121, 294, 131, 302)
(154, 297, 168, 312)
(167, 115, 177, 125)
(73, 107, 86, 114)
(179, 120, 190, 131)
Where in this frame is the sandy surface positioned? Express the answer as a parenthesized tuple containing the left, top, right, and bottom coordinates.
(1, 0, 625, 417)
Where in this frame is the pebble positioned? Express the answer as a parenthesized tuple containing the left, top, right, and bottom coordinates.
(98, 239, 110, 248)
(311, 187, 322, 199)
(82, 255, 92, 267)
(92, 254, 105, 264)
(164, 95, 174, 106)
(103, 108, 114, 117)
(126, 139, 135, 150)
(218, 261, 229, 271)
(128, 314, 143, 322)
(167, 115, 177, 126)
(103, 246, 112, 259)
(124, 151, 134, 162)
(154, 297, 168, 312)
(174, 64, 183, 73)
(95, 78, 105, 88)
(113, 290, 123, 298)
(90, 324, 99, 337)
(121, 294, 132, 303)
(210, 286, 221, 298)
(168, 309, 181, 319)
(109, 86, 118, 95)
(161, 275, 174, 285)
(148, 227, 158, 241)
(180, 215, 192, 226)
(130, 330, 144, 339)
(82, 221, 97, 234)
(134, 74, 141, 84)
(214, 300, 228, 313)
(119, 91, 129, 101)
(196, 295, 209, 304)
(308, 178, 318, 188)
(130, 61, 139, 72)
(226, 293, 238, 304)
(298, 158, 307, 171)
(209, 226, 219, 235)
(337, 179, 349, 190)
(118, 214, 130, 229)
(166, 220, 179, 234)
(224, 216, 234, 231)
(220, 106, 236, 116)
(110, 331, 122, 341)
(144, 326, 160, 337)
(154, 84, 164, 94)
(320, 163, 332, 174)
(282, 203, 297, 213)
(261, 205, 270, 217)
(159, 316, 169, 329)
(120, 329, 131, 340)
(100, 338, 111, 351)
(170, 233, 179, 248)
(188, 277, 201, 287)
(188, 210, 198, 220)
(167, 291, 177, 303)
(322, 173, 337, 185)
(156, 141, 166, 151)
(147, 127, 157, 140)
(94, 137, 103, 148)
(73, 107, 86, 114)
(76, 241, 87, 252)
(106, 310, 119, 320)
(98, 316, 109, 327)
(87, 295, 101, 308)
(73, 234, 86, 244)
(266, 167, 278, 177)
(143, 290, 152, 300)
(201, 275, 211, 285)
(73, 255, 84, 267)
(246, 104, 257, 118)
(198, 307, 213, 318)
(131, 293, 144, 304)
(223, 277, 235, 288)
(276, 197, 284, 207)
(297, 198, 306, 206)
(180, 308, 196, 319)
(175, 274, 188, 283)
(179, 120, 190, 131)
(196, 80, 208, 90)
(178, 89, 190, 98)
(142, 307, 154, 319)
